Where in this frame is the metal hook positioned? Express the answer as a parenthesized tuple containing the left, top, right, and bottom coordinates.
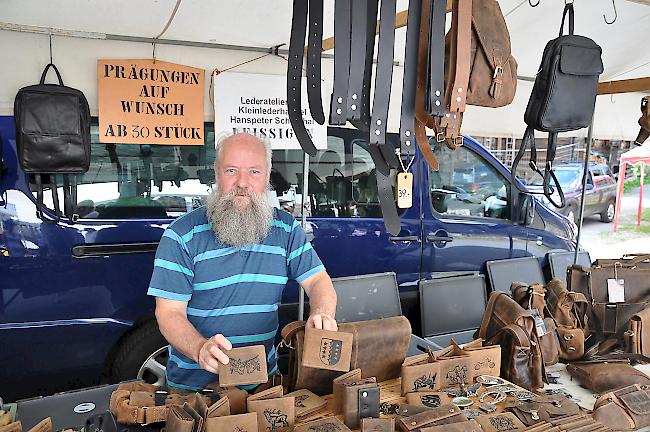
(152, 41, 157, 64)
(604, 0, 617, 24)
(48, 29, 53, 64)
(528, 0, 540, 7)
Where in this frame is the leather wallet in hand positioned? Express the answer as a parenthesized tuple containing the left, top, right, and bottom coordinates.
(302, 327, 353, 372)
(285, 389, 327, 418)
(294, 417, 352, 432)
(246, 385, 295, 432)
(204, 412, 258, 432)
(333, 368, 362, 414)
(341, 378, 379, 429)
(218, 345, 268, 387)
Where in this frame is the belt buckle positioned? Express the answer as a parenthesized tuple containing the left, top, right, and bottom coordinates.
(436, 131, 446, 143)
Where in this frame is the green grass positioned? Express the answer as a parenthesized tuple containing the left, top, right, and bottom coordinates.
(617, 224, 650, 235)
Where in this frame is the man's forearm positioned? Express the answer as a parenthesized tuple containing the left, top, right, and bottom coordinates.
(157, 311, 207, 362)
(305, 272, 337, 317)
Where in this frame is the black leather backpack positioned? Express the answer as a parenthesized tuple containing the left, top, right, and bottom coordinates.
(512, 3, 603, 208)
(14, 63, 91, 220)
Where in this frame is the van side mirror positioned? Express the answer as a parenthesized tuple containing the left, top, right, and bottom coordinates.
(514, 193, 535, 226)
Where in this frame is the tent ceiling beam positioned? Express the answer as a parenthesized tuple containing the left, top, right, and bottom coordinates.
(598, 77, 650, 95)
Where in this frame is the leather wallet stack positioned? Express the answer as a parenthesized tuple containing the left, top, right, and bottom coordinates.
(404, 391, 451, 409)
(201, 413, 258, 432)
(626, 307, 650, 356)
(566, 359, 650, 393)
(340, 377, 380, 429)
(521, 413, 616, 431)
(473, 412, 526, 432)
(592, 384, 650, 431)
(401, 354, 440, 395)
(396, 403, 467, 431)
(246, 385, 295, 432)
(165, 394, 230, 432)
(285, 389, 327, 419)
(333, 369, 362, 414)
(416, 419, 481, 432)
(294, 417, 352, 432)
(302, 327, 353, 372)
(218, 345, 268, 387)
(361, 418, 395, 432)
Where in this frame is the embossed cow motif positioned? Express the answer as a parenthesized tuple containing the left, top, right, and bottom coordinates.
(230, 355, 262, 375)
(412, 373, 437, 391)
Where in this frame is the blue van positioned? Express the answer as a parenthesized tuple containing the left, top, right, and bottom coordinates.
(0, 117, 576, 400)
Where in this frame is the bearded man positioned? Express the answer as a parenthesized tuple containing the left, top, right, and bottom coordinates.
(148, 133, 338, 392)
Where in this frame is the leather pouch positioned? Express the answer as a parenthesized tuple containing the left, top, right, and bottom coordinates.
(302, 327, 353, 372)
(285, 389, 327, 418)
(204, 412, 258, 432)
(333, 369, 362, 414)
(218, 345, 268, 387)
(626, 307, 650, 356)
(341, 378, 379, 429)
(593, 383, 650, 431)
(294, 417, 352, 432)
(566, 359, 650, 393)
(419, 420, 481, 432)
(246, 386, 295, 432)
(165, 406, 195, 432)
(405, 392, 451, 408)
(396, 404, 466, 431)
(401, 354, 439, 394)
(362, 418, 394, 432)
(474, 412, 526, 432)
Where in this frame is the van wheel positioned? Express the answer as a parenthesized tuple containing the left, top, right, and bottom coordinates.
(565, 205, 578, 224)
(110, 321, 169, 386)
(600, 200, 615, 223)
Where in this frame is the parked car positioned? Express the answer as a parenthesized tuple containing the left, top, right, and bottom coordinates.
(540, 162, 617, 223)
(0, 118, 577, 400)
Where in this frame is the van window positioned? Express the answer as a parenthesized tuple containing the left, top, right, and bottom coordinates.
(429, 140, 511, 220)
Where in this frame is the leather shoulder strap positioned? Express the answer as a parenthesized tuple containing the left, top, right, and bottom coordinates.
(281, 320, 307, 342)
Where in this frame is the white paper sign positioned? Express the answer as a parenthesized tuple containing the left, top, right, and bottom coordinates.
(607, 278, 625, 303)
(213, 72, 327, 150)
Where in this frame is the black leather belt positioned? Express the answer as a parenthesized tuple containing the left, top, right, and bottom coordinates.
(353, 0, 379, 132)
(398, 0, 422, 158)
(329, 0, 352, 125)
(368, 145, 401, 236)
(307, 0, 325, 125)
(287, 0, 317, 156)
(346, 0, 371, 123)
(428, 0, 446, 118)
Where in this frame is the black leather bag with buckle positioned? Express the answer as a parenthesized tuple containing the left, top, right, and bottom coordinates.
(14, 63, 91, 220)
(512, 3, 603, 208)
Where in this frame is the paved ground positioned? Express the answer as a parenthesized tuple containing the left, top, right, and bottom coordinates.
(578, 184, 650, 259)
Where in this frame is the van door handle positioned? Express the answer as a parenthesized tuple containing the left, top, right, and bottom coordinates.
(389, 236, 419, 242)
(427, 234, 454, 243)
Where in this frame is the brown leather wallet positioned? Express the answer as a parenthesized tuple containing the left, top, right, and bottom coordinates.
(333, 368, 362, 414)
(341, 378, 379, 429)
(218, 345, 268, 387)
(474, 412, 526, 432)
(204, 412, 258, 432)
(165, 406, 195, 432)
(294, 417, 352, 432)
(419, 419, 481, 432)
(361, 418, 394, 432)
(285, 389, 327, 418)
(396, 404, 466, 431)
(302, 327, 353, 372)
(246, 386, 295, 432)
(405, 391, 451, 408)
(400, 354, 439, 394)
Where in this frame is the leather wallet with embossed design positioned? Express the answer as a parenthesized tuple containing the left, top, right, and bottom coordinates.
(341, 378, 379, 429)
(294, 417, 352, 432)
(405, 391, 451, 409)
(396, 404, 466, 431)
(246, 385, 295, 432)
(474, 412, 526, 432)
(204, 412, 258, 432)
(418, 419, 481, 432)
(400, 354, 440, 395)
(218, 345, 268, 387)
(333, 368, 362, 414)
(302, 327, 353, 372)
(361, 418, 394, 432)
(285, 389, 327, 418)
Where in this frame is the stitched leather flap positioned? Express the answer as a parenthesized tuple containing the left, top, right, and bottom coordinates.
(559, 42, 603, 76)
(618, 389, 650, 415)
(397, 404, 464, 431)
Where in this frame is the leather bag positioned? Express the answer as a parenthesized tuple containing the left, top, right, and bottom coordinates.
(478, 292, 545, 390)
(566, 359, 650, 393)
(626, 307, 650, 356)
(636, 96, 650, 145)
(506, 395, 580, 427)
(281, 316, 411, 395)
(592, 384, 650, 430)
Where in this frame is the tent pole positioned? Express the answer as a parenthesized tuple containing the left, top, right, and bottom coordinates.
(614, 161, 627, 232)
(574, 121, 594, 265)
(639, 162, 645, 226)
(298, 151, 310, 321)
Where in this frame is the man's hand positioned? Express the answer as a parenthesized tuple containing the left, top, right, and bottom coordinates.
(197, 334, 232, 374)
(307, 312, 338, 331)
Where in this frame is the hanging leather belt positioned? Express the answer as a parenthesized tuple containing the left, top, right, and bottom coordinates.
(398, 0, 422, 159)
(329, 0, 352, 125)
(307, 0, 325, 126)
(287, 0, 318, 155)
(428, 0, 447, 118)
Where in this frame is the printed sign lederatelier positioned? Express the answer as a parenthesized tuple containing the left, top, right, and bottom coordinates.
(98, 59, 204, 145)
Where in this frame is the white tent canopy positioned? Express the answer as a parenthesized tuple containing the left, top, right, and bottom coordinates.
(1, 0, 649, 140)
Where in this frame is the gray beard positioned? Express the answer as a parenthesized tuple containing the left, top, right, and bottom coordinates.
(205, 186, 273, 247)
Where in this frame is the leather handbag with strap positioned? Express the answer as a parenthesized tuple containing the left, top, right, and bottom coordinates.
(281, 316, 411, 395)
(592, 384, 650, 431)
(477, 292, 546, 390)
(636, 96, 650, 145)
(566, 359, 650, 394)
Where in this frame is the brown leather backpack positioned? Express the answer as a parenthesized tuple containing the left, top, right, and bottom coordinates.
(478, 292, 545, 390)
(636, 96, 650, 145)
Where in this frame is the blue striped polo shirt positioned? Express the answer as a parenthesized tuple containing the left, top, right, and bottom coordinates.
(147, 206, 324, 391)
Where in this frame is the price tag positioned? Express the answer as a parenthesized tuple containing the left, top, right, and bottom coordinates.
(530, 308, 547, 337)
(607, 279, 625, 303)
(396, 172, 413, 208)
